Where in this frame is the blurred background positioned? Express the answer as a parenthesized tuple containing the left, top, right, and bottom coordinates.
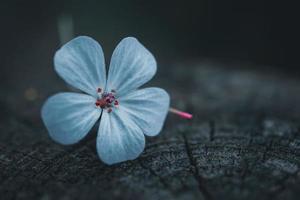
(0, 0, 299, 120)
(2, 1, 300, 198)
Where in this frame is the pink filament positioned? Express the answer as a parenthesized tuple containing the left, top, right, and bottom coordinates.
(169, 108, 193, 119)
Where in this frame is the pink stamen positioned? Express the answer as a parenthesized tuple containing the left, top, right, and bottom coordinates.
(114, 100, 119, 106)
(95, 88, 119, 113)
(169, 107, 193, 119)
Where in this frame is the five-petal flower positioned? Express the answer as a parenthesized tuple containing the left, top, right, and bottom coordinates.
(41, 36, 170, 165)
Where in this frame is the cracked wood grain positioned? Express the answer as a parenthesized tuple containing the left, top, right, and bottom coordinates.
(2, 63, 300, 200)
(182, 133, 213, 200)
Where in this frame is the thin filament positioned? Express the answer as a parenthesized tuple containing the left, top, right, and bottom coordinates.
(169, 107, 193, 119)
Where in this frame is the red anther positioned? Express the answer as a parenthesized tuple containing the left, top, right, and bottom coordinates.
(95, 90, 118, 111)
(95, 99, 106, 108)
(114, 100, 119, 105)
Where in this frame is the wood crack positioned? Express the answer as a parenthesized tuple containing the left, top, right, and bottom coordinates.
(209, 120, 215, 142)
(182, 133, 213, 200)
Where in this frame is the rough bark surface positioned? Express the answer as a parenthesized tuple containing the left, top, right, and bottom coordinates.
(1, 62, 300, 200)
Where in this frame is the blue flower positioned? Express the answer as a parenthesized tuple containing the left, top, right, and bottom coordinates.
(41, 36, 170, 165)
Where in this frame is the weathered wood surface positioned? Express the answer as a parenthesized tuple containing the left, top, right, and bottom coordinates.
(1, 62, 300, 200)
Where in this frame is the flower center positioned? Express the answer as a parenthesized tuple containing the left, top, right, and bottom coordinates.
(95, 88, 119, 113)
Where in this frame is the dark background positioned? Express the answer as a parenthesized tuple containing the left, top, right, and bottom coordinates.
(0, 0, 299, 128)
(2, 1, 300, 199)
(1, 0, 299, 72)
(1, 0, 299, 120)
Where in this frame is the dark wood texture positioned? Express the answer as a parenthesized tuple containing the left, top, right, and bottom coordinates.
(1, 62, 300, 200)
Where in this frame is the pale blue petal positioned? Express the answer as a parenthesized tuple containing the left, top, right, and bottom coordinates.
(41, 92, 101, 145)
(97, 108, 145, 165)
(120, 87, 170, 136)
(54, 36, 106, 97)
(106, 37, 156, 96)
